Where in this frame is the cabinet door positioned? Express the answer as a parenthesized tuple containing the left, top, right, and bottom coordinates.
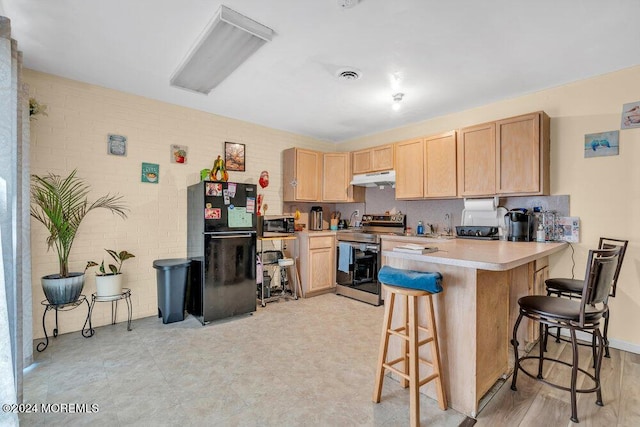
(322, 153, 350, 202)
(371, 144, 394, 171)
(528, 258, 549, 343)
(308, 247, 335, 292)
(424, 131, 457, 198)
(352, 149, 371, 174)
(295, 149, 322, 201)
(458, 122, 496, 196)
(496, 112, 542, 195)
(394, 138, 425, 199)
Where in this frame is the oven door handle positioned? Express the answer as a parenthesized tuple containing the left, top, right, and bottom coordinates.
(339, 242, 380, 252)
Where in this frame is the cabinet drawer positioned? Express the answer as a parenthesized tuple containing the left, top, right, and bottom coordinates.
(309, 236, 334, 249)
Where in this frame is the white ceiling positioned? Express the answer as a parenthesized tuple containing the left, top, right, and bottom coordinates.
(2, 0, 640, 142)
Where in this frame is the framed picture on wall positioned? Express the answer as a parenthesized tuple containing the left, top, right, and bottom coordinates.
(141, 162, 159, 184)
(584, 131, 619, 158)
(621, 101, 640, 129)
(225, 142, 245, 171)
(107, 134, 127, 156)
(170, 144, 188, 164)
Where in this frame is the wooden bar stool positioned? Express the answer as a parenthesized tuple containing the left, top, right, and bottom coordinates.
(373, 266, 447, 427)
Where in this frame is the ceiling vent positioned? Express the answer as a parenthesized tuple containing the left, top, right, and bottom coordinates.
(336, 68, 362, 81)
(337, 0, 360, 8)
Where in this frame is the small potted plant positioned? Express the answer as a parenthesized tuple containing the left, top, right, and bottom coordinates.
(87, 249, 136, 297)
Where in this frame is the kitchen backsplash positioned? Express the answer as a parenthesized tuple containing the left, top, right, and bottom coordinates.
(335, 187, 570, 234)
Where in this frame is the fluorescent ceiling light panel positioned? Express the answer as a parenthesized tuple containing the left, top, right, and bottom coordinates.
(170, 5, 273, 94)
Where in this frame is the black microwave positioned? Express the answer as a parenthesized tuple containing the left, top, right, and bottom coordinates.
(258, 216, 295, 237)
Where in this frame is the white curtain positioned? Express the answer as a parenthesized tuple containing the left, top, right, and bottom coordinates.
(0, 15, 30, 426)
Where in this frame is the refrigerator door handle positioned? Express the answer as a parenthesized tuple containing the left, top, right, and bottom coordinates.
(206, 233, 254, 239)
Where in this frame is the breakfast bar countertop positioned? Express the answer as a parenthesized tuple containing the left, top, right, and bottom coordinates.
(379, 235, 569, 417)
(381, 237, 568, 271)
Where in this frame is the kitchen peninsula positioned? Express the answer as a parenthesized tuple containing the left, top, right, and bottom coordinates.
(380, 237, 567, 417)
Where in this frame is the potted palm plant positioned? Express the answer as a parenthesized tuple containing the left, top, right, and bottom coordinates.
(87, 249, 135, 297)
(30, 169, 128, 305)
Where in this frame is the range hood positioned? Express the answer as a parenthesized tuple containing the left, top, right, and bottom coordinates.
(350, 170, 396, 187)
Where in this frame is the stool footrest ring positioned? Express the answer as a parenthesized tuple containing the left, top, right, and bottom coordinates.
(516, 355, 600, 394)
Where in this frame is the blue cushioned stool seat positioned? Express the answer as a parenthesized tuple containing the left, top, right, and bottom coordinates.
(378, 265, 443, 294)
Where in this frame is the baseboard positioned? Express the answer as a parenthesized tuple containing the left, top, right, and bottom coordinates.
(558, 329, 640, 355)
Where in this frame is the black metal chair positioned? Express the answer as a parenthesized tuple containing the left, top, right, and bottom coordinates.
(544, 238, 628, 357)
(511, 247, 621, 423)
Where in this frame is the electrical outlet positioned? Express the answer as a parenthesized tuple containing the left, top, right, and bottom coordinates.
(354, 209, 360, 217)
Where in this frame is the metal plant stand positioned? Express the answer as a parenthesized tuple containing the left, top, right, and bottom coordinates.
(37, 295, 91, 352)
(83, 288, 133, 337)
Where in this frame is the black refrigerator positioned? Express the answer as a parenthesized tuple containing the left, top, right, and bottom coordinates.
(187, 181, 257, 324)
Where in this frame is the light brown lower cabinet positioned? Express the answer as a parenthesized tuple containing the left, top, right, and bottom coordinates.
(509, 256, 549, 351)
(297, 233, 336, 297)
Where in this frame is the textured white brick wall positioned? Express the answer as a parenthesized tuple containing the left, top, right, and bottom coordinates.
(26, 70, 334, 337)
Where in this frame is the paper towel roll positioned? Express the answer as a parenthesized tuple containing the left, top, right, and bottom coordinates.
(463, 197, 498, 211)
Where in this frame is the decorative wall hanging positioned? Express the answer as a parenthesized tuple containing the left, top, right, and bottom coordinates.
(29, 97, 48, 119)
(621, 101, 640, 129)
(225, 142, 245, 171)
(584, 131, 619, 158)
(171, 144, 188, 163)
(108, 134, 127, 156)
(141, 162, 159, 183)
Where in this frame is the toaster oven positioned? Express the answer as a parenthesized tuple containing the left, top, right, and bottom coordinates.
(258, 216, 295, 237)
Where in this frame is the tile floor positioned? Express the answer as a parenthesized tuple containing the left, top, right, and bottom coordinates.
(21, 293, 468, 426)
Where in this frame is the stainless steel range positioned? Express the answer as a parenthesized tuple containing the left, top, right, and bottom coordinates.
(335, 213, 406, 306)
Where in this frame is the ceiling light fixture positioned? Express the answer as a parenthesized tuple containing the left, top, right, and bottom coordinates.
(392, 93, 404, 111)
(170, 5, 273, 95)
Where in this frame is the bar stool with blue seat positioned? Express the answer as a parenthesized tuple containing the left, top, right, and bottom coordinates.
(373, 265, 447, 427)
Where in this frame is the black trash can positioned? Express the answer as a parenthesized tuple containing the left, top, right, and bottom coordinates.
(153, 258, 191, 324)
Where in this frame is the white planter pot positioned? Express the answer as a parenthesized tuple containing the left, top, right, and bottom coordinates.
(95, 274, 123, 297)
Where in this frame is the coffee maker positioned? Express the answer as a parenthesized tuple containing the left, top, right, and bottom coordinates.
(504, 209, 534, 241)
(309, 206, 323, 231)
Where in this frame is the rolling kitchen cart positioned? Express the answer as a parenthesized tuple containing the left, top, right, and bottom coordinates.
(257, 236, 298, 307)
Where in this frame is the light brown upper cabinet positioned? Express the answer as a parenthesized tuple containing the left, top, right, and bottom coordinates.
(458, 111, 550, 197)
(424, 131, 458, 198)
(394, 138, 424, 199)
(496, 112, 550, 195)
(457, 123, 496, 197)
(283, 148, 322, 202)
(395, 131, 458, 200)
(322, 152, 364, 202)
(352, 144, 394, 174)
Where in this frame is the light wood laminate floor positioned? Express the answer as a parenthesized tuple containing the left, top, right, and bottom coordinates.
(21, 293, 640, 426)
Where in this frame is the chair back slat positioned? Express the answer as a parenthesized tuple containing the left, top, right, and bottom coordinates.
(579, 247, 620, 326)
(599, 237, 628, 298)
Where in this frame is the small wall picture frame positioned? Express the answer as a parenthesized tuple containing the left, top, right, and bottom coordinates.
(141, 162, 159, 184)
(225, 142, 245, 171)
(584, 131, 619, 158)
(171, 144, 188, 164)
(107, 134, 127, 156)
(621, 101, 640, 129)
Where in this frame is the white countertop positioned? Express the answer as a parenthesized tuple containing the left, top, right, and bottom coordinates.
(381, 237, 567, 271)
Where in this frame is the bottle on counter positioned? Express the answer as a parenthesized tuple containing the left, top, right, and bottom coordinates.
(416, 221, 424, 235)
(536, 224, 545, 242)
